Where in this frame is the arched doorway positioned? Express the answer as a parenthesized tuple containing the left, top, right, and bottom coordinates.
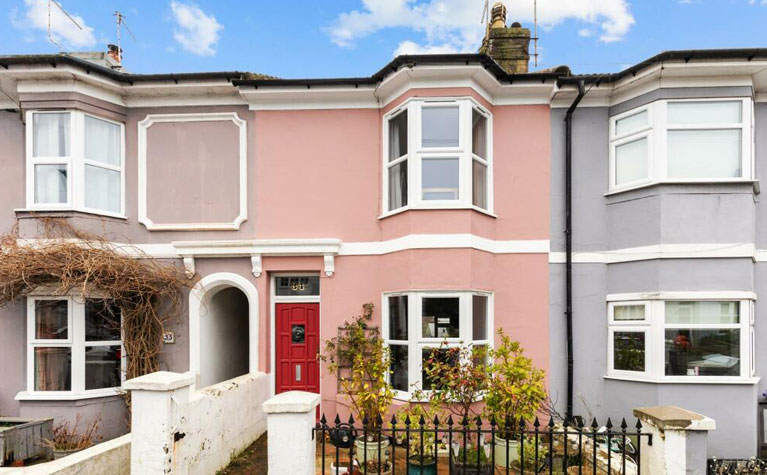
(189, 272, 259, 388)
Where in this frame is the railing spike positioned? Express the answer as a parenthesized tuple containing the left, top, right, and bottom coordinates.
(362, 415, 369, 426)
(348, 414, 354, 425)
(621, 418, 628, 430)
(577, 417, 584, 429)
(636, 418, 643, 430)
(320, 414, 327, 425)
(563, 417, 570, 428)
(390, 414, 397, 426)
(419, 414, 426, 426)
(334, 414, 341, 425)
(405, 414, 411, 426)
(476, 415, 483, 427)
(547, 416, 555, 428)
(591, 418, 599, 430)
(489, 415, 496, 427)
(533, 416, 540, 428)
(461, 415, 469, 427)
(376, 414, 383, 425)
(606, 418, 613, 429)
(433, 415, 440, 426)
(447, 415, 454, 426)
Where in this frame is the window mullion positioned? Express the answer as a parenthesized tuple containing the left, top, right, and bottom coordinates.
(71, 299, 85, 393)
(72, 111, 84, 210)
(461, 101, 472, 206)
(408, 293, 420, 391)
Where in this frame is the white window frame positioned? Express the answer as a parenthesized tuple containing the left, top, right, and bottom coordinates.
(382, 290, 493, 399)
(21, 296, 125, 401)
(608, 98, 753, 193)
(382, 97, 494, 217)
(25, 110, 126, 218)
(606, 293, 755, 383)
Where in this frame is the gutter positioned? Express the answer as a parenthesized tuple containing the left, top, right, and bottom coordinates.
(564, 79, 585, 421)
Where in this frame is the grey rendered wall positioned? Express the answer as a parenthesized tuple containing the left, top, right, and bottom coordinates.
(549, 97, 764, 458)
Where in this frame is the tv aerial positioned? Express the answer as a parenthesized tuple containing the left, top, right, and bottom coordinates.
(47, 0, 83, 51)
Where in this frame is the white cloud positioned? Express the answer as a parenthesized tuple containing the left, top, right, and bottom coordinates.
(11, 0, 97, 49)
(577, 28, 594, 37)
(394, 40, 461, 56)
(169, 1, 222, 56)
(327, 0, 635, 54)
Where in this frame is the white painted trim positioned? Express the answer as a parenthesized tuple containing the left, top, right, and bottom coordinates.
(606, 291, 757, 302)
(137, 112, 248, 231)
(549, 243, 756, 264)
(340, 235, 548, 255)
(188, 272, 260, 390)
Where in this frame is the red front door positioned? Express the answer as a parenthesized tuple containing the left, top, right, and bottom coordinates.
(275, 303, 320, 395)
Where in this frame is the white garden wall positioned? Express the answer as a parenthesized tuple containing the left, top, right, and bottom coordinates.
(125, 371, 268, 475)
(5, 434, 130, 475)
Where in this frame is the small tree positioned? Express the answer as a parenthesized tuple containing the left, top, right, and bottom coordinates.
(321, 303, 394, 435)
(483, 329, 547, 439)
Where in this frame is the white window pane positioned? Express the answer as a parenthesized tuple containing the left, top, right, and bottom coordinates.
(665, 329, 739, 376)
(668, 101, 742, 124)
(422, 158, 459, 200)
(388, 161, 408, 210)
(614, 305, 645, 321)
(34, 164, 67, 204)
(667, 129, 741, 179)
(615, 110, 648, 137)
(35, 300, 68, 339)
(388, 111, 408, 161)
(472, 160, 487, 209)
(422, 297, 459, 338)
(85, 165, 121, 213)
(665, 301, 739, 324)
(472, 295, 487, 340)
(389, 345, 408, 391)
(615, 137, 648, 185)
(34, 347, 71, 391)
(472, 109, 487, 158)
(422, 106, 459, 148)
(33, 113, 70, 157)
(85, 345, 122, 390)
(85, 116, 121, 166)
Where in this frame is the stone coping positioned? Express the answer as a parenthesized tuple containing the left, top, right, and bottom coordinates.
(263, 391, 320, 414)
(124, 371, 195, 392)
(633, 405, 716, 431)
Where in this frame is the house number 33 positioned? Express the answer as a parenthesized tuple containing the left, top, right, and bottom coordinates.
(291, 282, 306, 291)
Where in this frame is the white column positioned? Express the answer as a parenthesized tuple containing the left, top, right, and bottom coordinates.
(634, 406, 716, 475)
(263, 391, 321, 475)
(124, 371, 195, 475)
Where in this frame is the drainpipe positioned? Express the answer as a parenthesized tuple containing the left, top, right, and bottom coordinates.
(564, 80, 585, 421)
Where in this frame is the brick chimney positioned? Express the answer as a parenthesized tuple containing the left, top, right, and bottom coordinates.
(479, 2, 531, 74)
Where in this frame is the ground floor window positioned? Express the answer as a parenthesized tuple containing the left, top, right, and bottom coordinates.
(607, 294, 753, 382)
(383, 290, 492, 396)
(26, 297, 123, 396)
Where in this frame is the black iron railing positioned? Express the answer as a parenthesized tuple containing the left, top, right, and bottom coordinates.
(314, 413, 652, 474)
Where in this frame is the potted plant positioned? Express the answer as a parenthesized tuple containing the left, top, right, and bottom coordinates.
(483, 330, 546, 469)
(321, 303, 395, 467)
(42, 416, 101, 459)
(395, 394, 442, 475)
(421, 344, 491, 475)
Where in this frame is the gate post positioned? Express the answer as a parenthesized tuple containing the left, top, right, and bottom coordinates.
(633, 406, 715, 475)
(263, 391, 321, 475)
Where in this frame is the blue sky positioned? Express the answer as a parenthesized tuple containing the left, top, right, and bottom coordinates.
(2, 0, 767, 78)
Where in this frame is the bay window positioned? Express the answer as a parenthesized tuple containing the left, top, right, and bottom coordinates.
(607, 295, 754, 382)
(24, 297, 124, 399)
(26, 111, 125, 216)
(383, 291, 492, 396)
(608, 98, 752, 192)
(383, 98, 492, 214)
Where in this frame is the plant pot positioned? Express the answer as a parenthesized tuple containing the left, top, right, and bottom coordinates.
(53, 448, 82, 459)
(354, 436, 390, 464)
(449, 451, 493, 475)
(407, 455, 437, 475)
(329, 459, 358, 474)
(493, 435, 520, 468)
(359, 460, 392, 475)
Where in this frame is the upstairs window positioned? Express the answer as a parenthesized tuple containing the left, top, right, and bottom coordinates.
(608, 98, 752, 192)
(383, 99, 492, 214)
(27, 111, 124, 217)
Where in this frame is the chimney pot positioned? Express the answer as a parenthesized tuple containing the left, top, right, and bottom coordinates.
(107, 44, 122, 64)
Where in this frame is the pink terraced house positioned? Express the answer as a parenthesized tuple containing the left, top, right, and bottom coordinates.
(0, 15, 559, 439)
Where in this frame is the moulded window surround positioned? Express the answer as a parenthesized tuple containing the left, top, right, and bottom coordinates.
(607, 98, 753, 194)
(606, 296, 754, 384)
(25, 110, 126, 218)
(382, 97, 493, 217)
(20, 297, 125, 401)
(382, 290, 493, 399)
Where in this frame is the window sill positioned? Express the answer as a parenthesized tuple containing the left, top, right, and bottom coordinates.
(393, 391, 486, 403)
(15, 388, 123, 401)
(604, 375, 760, 385)
(14, 208, 128, 221)
(379, 205, 497, 220)
(604, 179, 759, 197)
